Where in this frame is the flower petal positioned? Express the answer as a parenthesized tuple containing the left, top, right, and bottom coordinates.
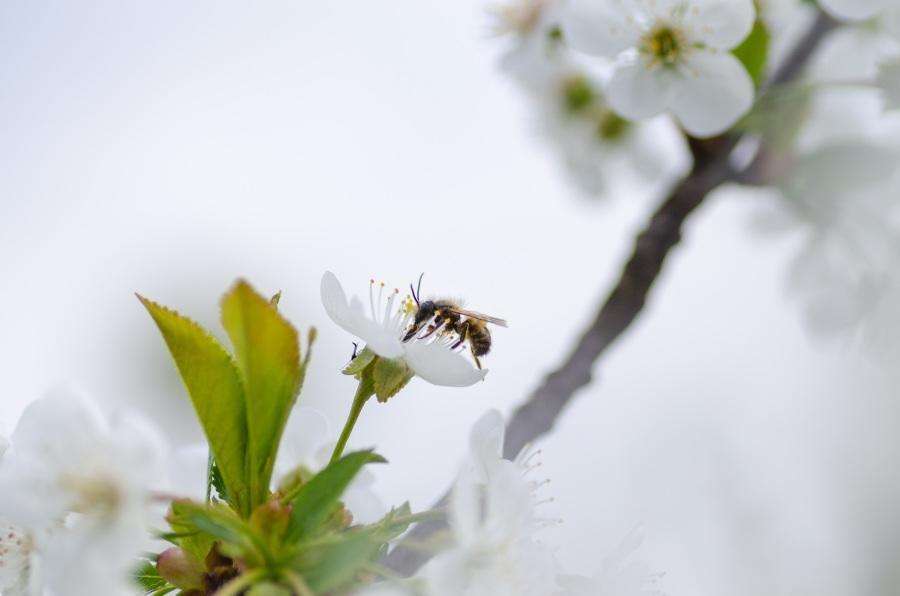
(560, 0, 643, 58)
(669, 51, 754, 137)
(274, 406, 329, 483)
(468, 409, 505, 481)
(403, 342, 487, 387)
(818, 0, 889, 21)
(320, 272, 404, 358)
(607, 56, 679, 120)
(682, 0, 756, 49)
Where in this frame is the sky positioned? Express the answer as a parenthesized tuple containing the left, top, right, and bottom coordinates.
(2, 2, 900, 594)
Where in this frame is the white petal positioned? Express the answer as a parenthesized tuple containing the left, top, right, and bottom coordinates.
(818, 0, 889, 21)
(682, 0, 756, 49)
(0, 521, 31, 594)
(167, 443, 208, 500)
(877, 59, 900, 111)
(402, 342, 487, 387)
(669, 51, 754, 137)
(320, 272, 404, 358)
(560, 0, 643, 58)
(468, 410, 505, 481)
(274, 406, 329, 483)
(607, 56, 680, 120)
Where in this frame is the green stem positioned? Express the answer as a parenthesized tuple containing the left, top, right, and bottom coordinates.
(281, 570, 315, 596)
(215, 569, 266, 596)
(330, 380, 372, 463)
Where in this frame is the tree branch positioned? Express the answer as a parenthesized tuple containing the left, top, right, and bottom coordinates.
(384, 10, 836, 576)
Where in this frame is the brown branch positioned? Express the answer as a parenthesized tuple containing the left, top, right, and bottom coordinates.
(384, 10, 836, 576)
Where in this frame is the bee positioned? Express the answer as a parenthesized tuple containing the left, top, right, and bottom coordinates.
(401, 274, 508, 369)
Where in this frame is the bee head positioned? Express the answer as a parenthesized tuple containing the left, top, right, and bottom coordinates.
(402, 300, 435, 342)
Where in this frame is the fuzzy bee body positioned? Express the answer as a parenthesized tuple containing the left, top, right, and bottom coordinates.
(402, 277, 507, 370)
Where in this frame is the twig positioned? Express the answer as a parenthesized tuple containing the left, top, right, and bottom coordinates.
(384, 10, 836, 576)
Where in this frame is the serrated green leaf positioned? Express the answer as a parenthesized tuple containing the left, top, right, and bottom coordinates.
(285, 450, 386, 542)
(301, 531, 384, 593)
(733, 20, 770, 87)
(342, 346, 375, 377)
(133, 559, 169, 592)
(372, 356, 413, 402)
(138, 295, 250, 517)
(221, 280, 303, 510)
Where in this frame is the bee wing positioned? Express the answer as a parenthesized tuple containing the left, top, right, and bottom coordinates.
(446, 307, 508, 327)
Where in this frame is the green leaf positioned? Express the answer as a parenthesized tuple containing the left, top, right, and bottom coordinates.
(221, 280, 303, 510)
(138, 295, 250, 517)
(247, 582, 293, 596)
(732, 20, 770, 87)
(210, 458, 230, 504)
(301, 531, 385, 593)
(342, 346, 375, 377)
(166, 501, 217, 562)
(285, 450, 386, 542)
(170, 501, 268, 566)
(372, 356, 413, 402)
(133, 559, 169, 592)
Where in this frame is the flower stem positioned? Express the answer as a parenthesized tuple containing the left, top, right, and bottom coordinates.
(281, 570, 315, 596)
(215, 569, 266, 596)
(330, 380, 373, 463)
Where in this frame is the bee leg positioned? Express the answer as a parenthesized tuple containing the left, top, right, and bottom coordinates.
(450, 322, 469, 350)
(472, 352, 483, 370)
(417, 316, 446, 340)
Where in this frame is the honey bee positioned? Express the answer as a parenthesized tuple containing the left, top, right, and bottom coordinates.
(401, 275, 508, 369)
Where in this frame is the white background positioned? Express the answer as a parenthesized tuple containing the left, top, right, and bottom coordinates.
(3, 2, 899, 594)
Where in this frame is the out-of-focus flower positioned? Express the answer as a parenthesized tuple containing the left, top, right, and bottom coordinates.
(493, 0, 685, 197)
(0, 391, 166, 596)
(415, 410, 561, 596)
(818, 0, 899, 24)
(0, 436, 37, 596)
(320, 272, 487, 387)
(877, 59, 900, 110)
(752, 138, 900, 339)
(560, 0, 756, 137)
(556, 527, 664, 596)
(274, 406, 385, 524)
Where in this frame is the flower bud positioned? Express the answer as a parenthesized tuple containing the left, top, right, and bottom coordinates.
(157, 547, 205, 590)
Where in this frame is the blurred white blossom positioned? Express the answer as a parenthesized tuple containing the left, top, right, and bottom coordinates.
(417, 410, 560, 595)
(877, 59, 900, 110)
(274, 406, 386, 524)
(818, 0, 900, 26)
(0, 392, 166, 596)
(494, 0, 684, 197)
(321, 272, 487, 387)
(560, 0, 756, 137)
(556, 527, 664, 596)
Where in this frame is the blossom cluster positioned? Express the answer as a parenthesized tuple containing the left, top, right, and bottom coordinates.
(0, 274, 662, 595)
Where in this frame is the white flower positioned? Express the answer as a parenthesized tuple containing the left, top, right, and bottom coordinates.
(415, 410, 561, 596)
(274, 406, 386, 524)
(877, 59, 900, 110)
(561, 0, 756, 137)
(320, 272, 488, 387)
(818, 0, 897, 23)
(556, 528, 664, 596)
(0, 391, 166, 596)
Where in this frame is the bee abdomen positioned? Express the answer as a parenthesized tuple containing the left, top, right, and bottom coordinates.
(469, 329, 492, 357)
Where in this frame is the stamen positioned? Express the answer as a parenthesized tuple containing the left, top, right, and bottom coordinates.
(369, 279, 376, 321)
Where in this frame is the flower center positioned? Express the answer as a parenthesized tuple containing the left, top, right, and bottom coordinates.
(642, 26, 685, 66)
(60, 473, 123, 515)
(596, 110, 629, 141)
(562, 76, 595, 113)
